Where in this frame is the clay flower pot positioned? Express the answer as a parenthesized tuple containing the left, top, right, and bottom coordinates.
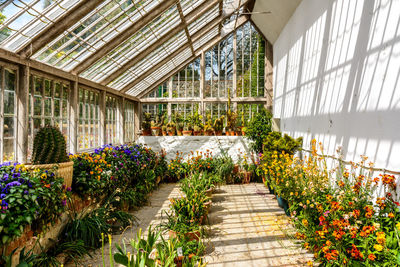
(182, 130, 192, 136)
(162, 131, 167, 136)
(193, 131, 201, 136)
(177, 130, 183, 136)
(205, 130, 213, 136)
(142, 129, 152, 136)
(214, 131, 222, 136)
(151, 127, 160, 136)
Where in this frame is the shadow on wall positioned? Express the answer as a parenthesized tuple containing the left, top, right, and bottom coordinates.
(273, 0, 400, 173)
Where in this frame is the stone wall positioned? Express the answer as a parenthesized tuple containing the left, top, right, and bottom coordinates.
(136, 136, 253, 162)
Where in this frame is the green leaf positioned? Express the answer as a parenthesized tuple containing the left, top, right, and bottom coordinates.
(397, 252, 400, 265)
(2, 235, 9, 244)
(114, 253, 128, 265)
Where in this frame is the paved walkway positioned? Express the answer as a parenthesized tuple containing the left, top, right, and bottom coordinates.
(68, 183, 312, 266)
(205, 183, 313, 266)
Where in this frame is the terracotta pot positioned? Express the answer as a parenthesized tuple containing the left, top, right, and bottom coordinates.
(242, 131, 246, 136)
(193, 131, 201, 136)
(236, 131, 242, 136)
(167, 131, 174, 136)
(182, 130, 192, 136)
(169, 230, 201, 241)
(25, 161, 74, 188)
(214, 130, 222, 136)
(142, 129, 152, 136)
(151, 127, 160, 136)
(162, 131, 167, 136)
(177, 130, 183, 136)
(204, 130, 213, 136)
(228, 131, 236, 136)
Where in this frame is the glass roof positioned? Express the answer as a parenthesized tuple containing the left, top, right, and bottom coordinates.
(0, 0, 82, 52)
(33, 0, 161, 71)
(0, 0, 247, 98)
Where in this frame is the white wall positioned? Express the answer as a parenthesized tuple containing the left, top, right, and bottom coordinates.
(137, 136, 253, 162)
(273, 0, 400, 173)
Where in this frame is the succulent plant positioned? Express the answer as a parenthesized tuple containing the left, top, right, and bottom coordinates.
(32, 126, 68, 164)
(142, 113, 152, 131)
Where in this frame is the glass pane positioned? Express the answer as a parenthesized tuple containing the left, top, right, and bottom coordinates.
(3, 117, 14, 138)
(3, 90, 15, 115)
(3, 139, 15, 162)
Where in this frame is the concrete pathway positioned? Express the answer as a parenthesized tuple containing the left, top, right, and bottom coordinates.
(68, 183, 313, 266)
(205, 183, 313, 266)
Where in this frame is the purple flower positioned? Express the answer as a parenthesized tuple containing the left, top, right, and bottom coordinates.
(6, 181, 21, 187)
(0, 194, 5, 199)
(67, 187, 72, 192)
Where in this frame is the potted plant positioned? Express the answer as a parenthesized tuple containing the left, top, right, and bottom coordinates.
(241, 126, 247, 136)
(213, 116, 224, 136)
(226, 88, 237, 136)
(203, 114, 214, 136)
(182, 124, 193, 136)
(151, 121, 160, 137)
(162, 125, 168, 136)
(141, 113, 152, 136)
(167, 121, 176, 136)
(26, 126, 73, 187)
(176, 122, 184, 136)
(193, 125, 202, 136)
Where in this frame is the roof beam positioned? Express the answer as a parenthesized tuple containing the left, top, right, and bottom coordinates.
(177, 2, 195, 55)
(17, 0, 104, 58)
(101, 0, 222, 86)
(135, 15, 249, 98)
(71, 0, 177, 75)
(0, 48, 139, 102)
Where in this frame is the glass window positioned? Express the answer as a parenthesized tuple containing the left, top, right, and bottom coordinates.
(28, 74, 70, 159)
(0, 66, 17, 163)
(78, 88, 100, 151)
(105, 95, 119, 145)
(124, 101, 135, 143)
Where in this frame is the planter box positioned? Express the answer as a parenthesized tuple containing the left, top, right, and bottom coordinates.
(25, 161, 74, 188)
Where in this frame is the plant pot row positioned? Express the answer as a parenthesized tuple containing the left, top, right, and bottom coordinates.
(143, 128, 245, 136)
(262, 177, 290, 216)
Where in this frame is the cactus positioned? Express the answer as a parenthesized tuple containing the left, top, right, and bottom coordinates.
(32, 126, 68, 164)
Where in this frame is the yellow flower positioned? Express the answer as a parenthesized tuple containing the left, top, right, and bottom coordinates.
(374, 244, 383, 251)
(396, 222, 400, 231)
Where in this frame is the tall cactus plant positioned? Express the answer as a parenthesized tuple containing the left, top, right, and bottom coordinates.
(32, 126, 68, 164)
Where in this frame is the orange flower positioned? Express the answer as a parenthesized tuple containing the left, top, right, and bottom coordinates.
(44, 184, 51, 188)
(368, 254, 376, 261)
(388, 212, 395, 218)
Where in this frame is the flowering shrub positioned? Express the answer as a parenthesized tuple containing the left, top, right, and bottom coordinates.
(0, 163, 69, 245)
(70, 144, 168, 203)
(262, 139, 400, 265)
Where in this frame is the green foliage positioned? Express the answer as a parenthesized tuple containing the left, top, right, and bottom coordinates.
(213, 116, 225, 132)
(32, 126, 68, 164)
(142, 113, 152, 131)
(262, 132, 303, 157)
(1, 247, 37, 267)
(0, 164, 68, 245)
(245, 108, 272, 153)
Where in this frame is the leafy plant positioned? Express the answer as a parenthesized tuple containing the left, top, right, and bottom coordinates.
(245, 108, 272, 153)
(32, 126, 68, 164)
(142, 113, 152, 131)
(1, 247, 37, 267)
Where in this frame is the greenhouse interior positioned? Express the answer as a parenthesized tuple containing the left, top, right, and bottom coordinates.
(0, 0, 399, 266)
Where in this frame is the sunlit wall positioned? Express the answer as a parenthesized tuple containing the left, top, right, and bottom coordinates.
(273, 0, 400, 172)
